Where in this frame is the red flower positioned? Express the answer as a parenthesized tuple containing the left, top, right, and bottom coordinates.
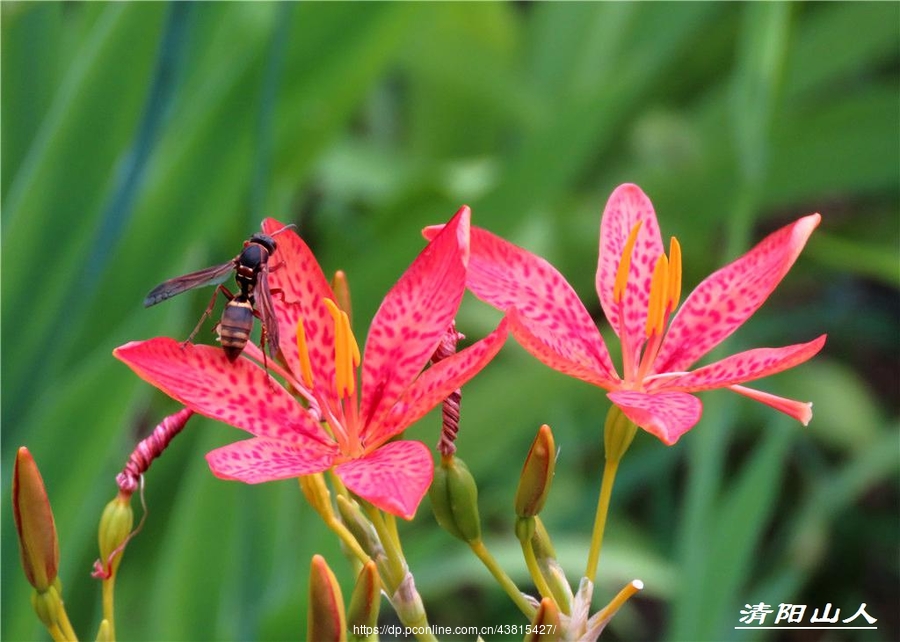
(426, 184, 825, 445)
(115, 208, 507, 518)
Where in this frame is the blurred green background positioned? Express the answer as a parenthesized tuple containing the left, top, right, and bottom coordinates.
(3, 3, 898, 641)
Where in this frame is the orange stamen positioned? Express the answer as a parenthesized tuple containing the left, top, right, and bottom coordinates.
(667, 237, 682, 312)
(613, 221, 643, 304)
(645, 254, 669, 338)
(324, 299, 360, 398)
(295, 319, 315, 389)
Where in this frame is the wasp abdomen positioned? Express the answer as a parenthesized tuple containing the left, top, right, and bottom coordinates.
(219, 297, 255, 361)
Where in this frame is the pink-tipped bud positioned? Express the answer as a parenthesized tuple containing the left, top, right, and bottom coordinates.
(12, 447, 59, 591)
(347, 561, 380, 641)
(429, 456, 481, 543)
(515, 424, 556, 518)
(307, 555, 347, 642)
(525, 597, 562, 642)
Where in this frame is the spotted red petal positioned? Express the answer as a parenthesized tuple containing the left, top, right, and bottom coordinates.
(596, 184, 665, 350)
(435, 223, 619, 384)
(729, 385, 814, 425)
(206, 436, 337, 483)
(262, 218, 338, 408)
(653, 214, 821, 374)
(114, 338, 329, 445)
(335, 440, 434, 520)
(657, 335, 826, 392)
(369, 318, 509, 447)
(607, 390, 702, 445)
(507, 307, 620, 388)
(359, 207, 470, 432)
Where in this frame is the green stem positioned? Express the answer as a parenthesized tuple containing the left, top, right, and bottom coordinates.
(361, 504, 436, 642)
(101, 576, 116, 640)
(584, 456, 621, 582)
(520, 536, 555, 606)
(469, 539, 536, 619)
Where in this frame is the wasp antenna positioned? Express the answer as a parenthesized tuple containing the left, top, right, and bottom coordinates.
(268, 223, 297, 236)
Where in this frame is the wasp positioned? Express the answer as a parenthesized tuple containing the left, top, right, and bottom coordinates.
(144, 225, 294, 361)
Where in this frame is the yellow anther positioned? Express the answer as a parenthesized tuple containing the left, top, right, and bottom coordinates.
(645, 254, 669, 338)
(667, 237, 682, 312)
(331, 270, 352, 325)
(613, 221, 643, 303)
(295, 319, 315, 389)
(324, 298, 360, 397)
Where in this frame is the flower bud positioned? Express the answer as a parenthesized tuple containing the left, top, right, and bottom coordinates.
(531, 517, 572, 614)
(604, 405, 637, 463)
(336, 495, 384, 560)
(300, 473, 335, 521)
(515, 425, 556, 518)
(12, 447, 59, 591)
(429, 456, 481, 543)
(525, 597, 561, 642)
(97, 493, 134, 579)
(307, 555, 347, 642)
(347, 561, 380, 641)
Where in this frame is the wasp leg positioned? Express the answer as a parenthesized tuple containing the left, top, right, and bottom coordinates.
(185, 285, 236, 345)
(257, 322, 279, 390)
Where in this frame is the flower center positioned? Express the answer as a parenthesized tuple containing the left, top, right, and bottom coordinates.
(295, 298, 363, 455)
(615, 222, 682, 385)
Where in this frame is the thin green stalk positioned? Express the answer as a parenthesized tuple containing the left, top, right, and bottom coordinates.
(585, 456, 621, 582)
(469, 539, 536, 620)
(520, 537, 555, 605)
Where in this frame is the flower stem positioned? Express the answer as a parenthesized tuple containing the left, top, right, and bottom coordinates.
(57, 606, 77, 642)
(586, 407, 637, 583)
(101, 575, 116, 639)
(584, 455, 620, 582)
(361, 504, 436, 642)
(520, 536, 555, 606)
(469, 539, 536, 619)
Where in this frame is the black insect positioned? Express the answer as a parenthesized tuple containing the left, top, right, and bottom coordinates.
(144, 226, 294, 361)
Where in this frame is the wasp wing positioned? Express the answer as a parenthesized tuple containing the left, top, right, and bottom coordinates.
(144, 260, 235, 307)
(257, 266, 281, 357)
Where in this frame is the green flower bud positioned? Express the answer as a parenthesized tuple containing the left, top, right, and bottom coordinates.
(97, 619, 113, 642)
(300, 473, 335, 522)
(515, 425, 556, 518)
(307, 555, 347, 642)
(97, 493, 134, 578)
(604, 405, 637, 463)
(347, 562, 380, 641)
(531, 517, 572, 615)
(12, 447, 59, 591)
(525, 597, 561, 642)
(429, 456, 481, 543)
(336, 495, 384, 560)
